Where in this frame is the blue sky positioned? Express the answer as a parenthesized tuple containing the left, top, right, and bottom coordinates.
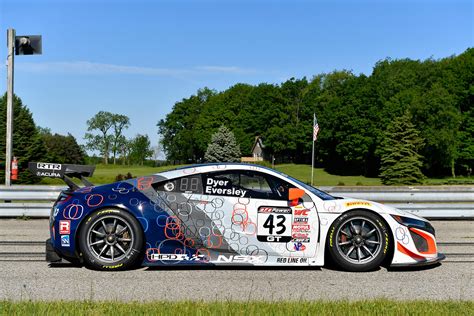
(0, 0, 472, 152)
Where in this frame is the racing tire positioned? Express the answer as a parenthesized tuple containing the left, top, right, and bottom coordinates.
(78, 209, 144, 271)
(327, 210, 390, 272)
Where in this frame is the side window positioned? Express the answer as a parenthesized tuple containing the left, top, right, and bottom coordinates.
(239, 172, 273, 199)
(203, 171, 244, 198)
(202, 171, 294, 200)
(155, 175, 203, 194)
(265, 173, 295, 200)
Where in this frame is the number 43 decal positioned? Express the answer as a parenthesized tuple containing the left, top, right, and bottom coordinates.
(257, 207, 292, 243)
(263, 215, 286, 235)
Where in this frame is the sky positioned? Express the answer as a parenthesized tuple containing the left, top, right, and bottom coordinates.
(0, 0, 472, 153)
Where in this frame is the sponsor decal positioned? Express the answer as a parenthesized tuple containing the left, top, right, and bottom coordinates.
(164, 182, 175, 192)
(293, 242, 306, 251)
(150, 254, 205, 261)
(215, 255, 266, 264)
(60, 235, 70, 247)
(102, 264, 124, 269)
(36, 171, 61, 177)
(291, 206, 311, 242)
(36, 162, 61, 170)
(259, 207, 273, 213)
(293, 217, 309, 223)
(292, 232, 310, 239)
(292, 238, 310, 243)
(204, 178, 247, 197)
(277, 257, 309, 264)
(257, 206, 292, 243)
(292, 224, 310, 232)
(59, 220, 70, 235)
(294, 209, 310, 216)
(345, 201, 372, 208)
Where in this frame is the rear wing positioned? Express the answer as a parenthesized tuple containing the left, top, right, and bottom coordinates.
(28, 162, 95, 190)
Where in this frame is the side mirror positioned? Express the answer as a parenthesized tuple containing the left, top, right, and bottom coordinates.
(288, 188, 305, 201)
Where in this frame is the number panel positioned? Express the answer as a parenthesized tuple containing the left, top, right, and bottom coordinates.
(257, 206, 292, 243)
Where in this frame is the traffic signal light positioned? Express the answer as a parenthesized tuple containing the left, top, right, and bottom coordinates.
(15, 35, 42, 55)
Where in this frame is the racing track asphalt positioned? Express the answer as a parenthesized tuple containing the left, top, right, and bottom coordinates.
(0, 219, 473, 302)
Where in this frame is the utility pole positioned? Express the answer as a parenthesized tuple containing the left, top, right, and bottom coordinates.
(5, 28, 15, 186)
(4, 30, 42, 185)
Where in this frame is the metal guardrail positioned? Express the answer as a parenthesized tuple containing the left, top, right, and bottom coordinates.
(0, 185, 473, 219)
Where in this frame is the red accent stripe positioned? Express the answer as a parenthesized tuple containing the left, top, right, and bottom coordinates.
(397, 242, 426, 261)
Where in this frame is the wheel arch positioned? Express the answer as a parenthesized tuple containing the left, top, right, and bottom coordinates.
(74, 204, 146, 257)
(325, 208, 395, 267)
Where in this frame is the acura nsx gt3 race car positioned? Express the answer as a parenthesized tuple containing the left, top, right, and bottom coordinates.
(29, 162, 445, 271)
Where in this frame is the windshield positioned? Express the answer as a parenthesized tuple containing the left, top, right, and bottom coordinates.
(283, 175, 336, 201)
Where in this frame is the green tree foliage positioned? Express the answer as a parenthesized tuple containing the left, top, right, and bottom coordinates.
(0, 94, 46, 184)
(158, 48, 474, 177)
(111, 114, 130, 165)
(85, 111, 114, 164)
(204, 125, 241, 163)
(378, 112, 425, 185)
(157, 88, 215, 163)
(85, 111, 130, 165)
(38, 128, 86, 164)
(129, 134, 153, 165)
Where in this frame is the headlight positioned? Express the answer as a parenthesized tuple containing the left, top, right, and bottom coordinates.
(391, 215, 435, 236)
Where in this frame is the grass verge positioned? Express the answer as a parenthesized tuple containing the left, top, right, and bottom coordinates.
(1, 300, 472, 315)
(38, 163, 472, 186)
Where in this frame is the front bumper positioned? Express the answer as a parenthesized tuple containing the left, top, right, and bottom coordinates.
(390, 252, 446, 267)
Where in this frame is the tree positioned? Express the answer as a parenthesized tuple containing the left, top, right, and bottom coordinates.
(111, 114, 130, 165)
(157, 48, 473, 177)
(204, 125, 241, 162)
(129, 134, 153, 165)
(0, 94, 46, 184)
(378, 112, 425, 185)
(39, 128, 86, 164)
(118, 136, 132, 165)
(85, 111, 114, 164)
(158, 88, 215, 163)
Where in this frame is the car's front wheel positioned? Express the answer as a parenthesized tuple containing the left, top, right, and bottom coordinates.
(78, 209, 143, 270)
(327, 210, 390, 272)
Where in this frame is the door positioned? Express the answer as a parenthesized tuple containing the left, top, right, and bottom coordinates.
(201, 170, 319, 261)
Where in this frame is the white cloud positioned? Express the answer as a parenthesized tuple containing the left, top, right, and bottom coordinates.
(16, 61, 257, 76)
(194, 65, 257, 74)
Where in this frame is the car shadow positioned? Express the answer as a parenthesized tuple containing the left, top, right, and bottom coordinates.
(145, 265, 322, 271)
(48, 262, 83, 269)
(386, 262, 442, 272)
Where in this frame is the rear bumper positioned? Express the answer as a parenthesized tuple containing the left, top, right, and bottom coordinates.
(45, 238, 62, 262)
(390, 253, 446, 267)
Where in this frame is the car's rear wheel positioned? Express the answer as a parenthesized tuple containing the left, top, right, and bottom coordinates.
(327, 210, 390, 272)
(78, 209, 143, 270)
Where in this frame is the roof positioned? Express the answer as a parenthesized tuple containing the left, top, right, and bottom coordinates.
(251, 136, 265, 153)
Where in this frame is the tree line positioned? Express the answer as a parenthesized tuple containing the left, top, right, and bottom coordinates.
(0, 96, 156, 183)
(158, 48, 473, 178)
(84, 111, 155, 166)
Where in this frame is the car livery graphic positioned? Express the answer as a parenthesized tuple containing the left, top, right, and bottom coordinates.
(29, 162, 445, 271)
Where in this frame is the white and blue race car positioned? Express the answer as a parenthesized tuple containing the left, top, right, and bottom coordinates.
(35, 162, 444, 271)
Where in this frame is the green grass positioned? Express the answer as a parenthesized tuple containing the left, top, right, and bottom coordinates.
(275, 164, 382, 186)
(0, 300, 472, 315)
(39, 163, 472, 186)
